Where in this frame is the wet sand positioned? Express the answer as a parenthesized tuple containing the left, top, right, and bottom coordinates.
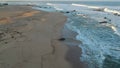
(62, 25, 87, 68)
(0, 5, 87, 68)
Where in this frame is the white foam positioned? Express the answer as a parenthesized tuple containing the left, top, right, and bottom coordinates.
(72, 3, 120, 15)
(104, 8, 120, 15)
(72, 3, 100, 9)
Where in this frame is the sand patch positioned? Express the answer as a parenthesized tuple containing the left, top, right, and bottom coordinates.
(0, 17, 11, 24)
(16, 11, 40, 18)
(0, 11, 40, 25)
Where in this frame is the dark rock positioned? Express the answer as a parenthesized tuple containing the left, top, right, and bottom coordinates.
(3, 3, 8, 5)
(44, 7, 47, 8)
(114, 13, 118, 15)
(109, 19, 111, 21)
(99, 21, 108, 24)
(72, 10, 76, 12)
(58, 38, 66, 41)
(113, 13, 120, 16)
(4, 42, 8, 44)
(104, 17, 107, 19)
(66, 11, 70, 13)
(11, 36, 14, 38)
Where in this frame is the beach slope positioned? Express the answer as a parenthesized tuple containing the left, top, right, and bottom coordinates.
(0, 5, 70, 68)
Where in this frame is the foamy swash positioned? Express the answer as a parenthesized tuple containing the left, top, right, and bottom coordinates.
(33, 3, 120, 68)
(66, 16, 120, 68)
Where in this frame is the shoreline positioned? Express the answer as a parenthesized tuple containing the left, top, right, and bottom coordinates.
(62, 24, 87, 68)
(0, 5, 87, 68)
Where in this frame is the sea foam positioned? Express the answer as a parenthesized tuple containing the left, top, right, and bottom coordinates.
(72, 3, 120, 15)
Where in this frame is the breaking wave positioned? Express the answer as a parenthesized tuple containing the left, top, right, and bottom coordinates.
(32, 3, 120, 68)
(72, 3, 120, 15)
(66, 16, 120, 68)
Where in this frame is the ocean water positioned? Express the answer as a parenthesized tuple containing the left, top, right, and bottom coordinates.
(4, 1, 120, 68)
(44, 1, 120, 6)
(64, 2, 120, 68)
(3, 1, 120, 6)
(66, 15, 120, 68)
(33, 1, 120, 68)
(63, 2, 120, 68)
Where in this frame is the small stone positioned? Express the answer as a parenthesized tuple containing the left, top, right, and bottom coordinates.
(11, 36, 14, 38)
(109, 19, 111, 21)
(104, 17, 107, 19)
(4, 42, 8, 44)
(66, 11, 70, 13)
(99, 21, 107, 24)
(58, 38, 66, 41)
(3, 3, 8, 5)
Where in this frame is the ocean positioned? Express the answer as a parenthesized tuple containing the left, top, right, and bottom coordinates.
(62, 2, 120, 68)
(3, 1, 120, 68)
(33, 1, 120, 68)
(3, 1, 120, 6)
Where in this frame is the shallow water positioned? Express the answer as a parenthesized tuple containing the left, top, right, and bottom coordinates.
(65, 15, 120, 68)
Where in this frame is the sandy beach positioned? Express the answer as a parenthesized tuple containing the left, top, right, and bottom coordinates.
(0, 5, 86, 68)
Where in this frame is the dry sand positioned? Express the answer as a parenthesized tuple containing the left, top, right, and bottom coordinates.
(0, 5, 87, 68)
